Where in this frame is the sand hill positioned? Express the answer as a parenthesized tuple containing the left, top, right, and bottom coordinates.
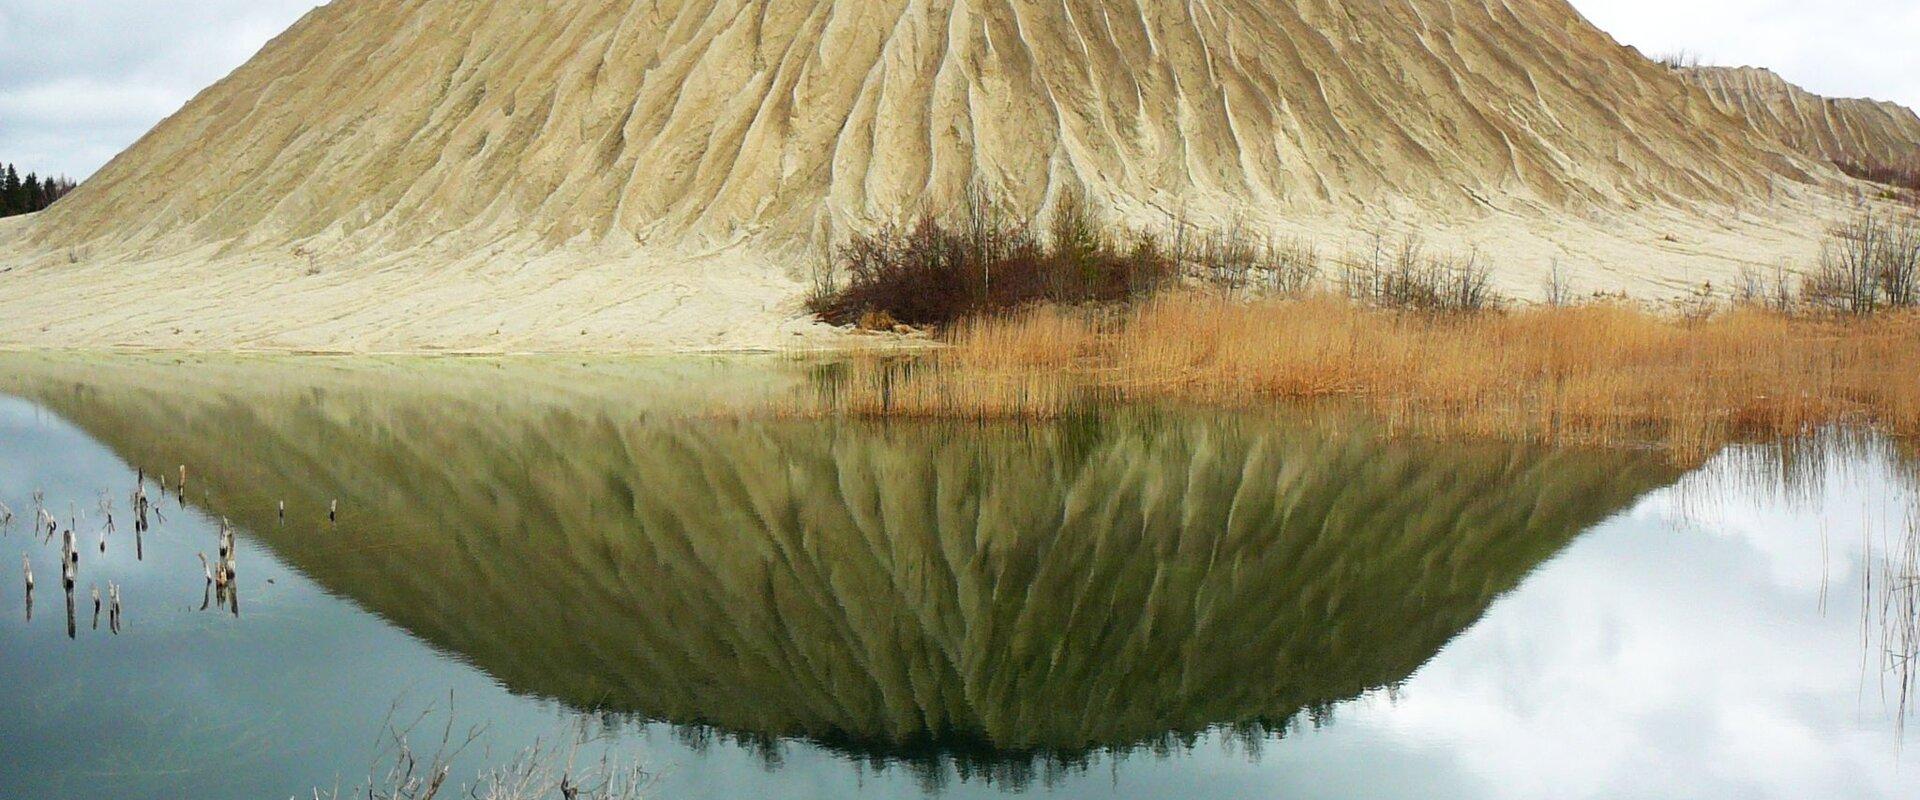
(1679, 66, 1920, 181)
(0, 0, 1893, 352)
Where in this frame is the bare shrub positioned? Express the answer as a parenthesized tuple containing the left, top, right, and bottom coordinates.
(320, 701, 650, 800)
(1543, 260, 1573, 307)
(1735, 262, 1798, 314)
(1678, 281, 1720, 326)
(804, 246, 839, 313)
(807, 186, 1177, 328)
(1880, 213, 1920, 307)
(1804, 211, 1920, 315)
(1195, 218, 1260, 296)
(1734, 266, 1765, 309)
(1343, 234, 1496, 313)
(1270, 237, 1323, 296)
(1437, 250, 1495, 313)
(1191, 221, 1321, 298)
(1656, 50, 1704, 69)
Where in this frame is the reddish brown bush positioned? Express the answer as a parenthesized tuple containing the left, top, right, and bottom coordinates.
(807, 190, 1178, 329)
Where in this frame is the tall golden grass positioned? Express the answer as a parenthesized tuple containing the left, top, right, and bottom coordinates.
(811, 293, 1920, 460)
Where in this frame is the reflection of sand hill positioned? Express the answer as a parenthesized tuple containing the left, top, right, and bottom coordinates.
(0, 0, 1863, 352)
(1680, 66, 1920, 181)
(0, 356, 1681, 768)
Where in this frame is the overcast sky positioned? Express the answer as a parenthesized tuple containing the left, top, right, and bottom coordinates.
(1, 1, 1916, 180)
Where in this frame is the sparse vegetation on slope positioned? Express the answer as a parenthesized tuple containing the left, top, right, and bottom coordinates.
(808, 192, 1477, 327)
(1835, 158, 1920, 201)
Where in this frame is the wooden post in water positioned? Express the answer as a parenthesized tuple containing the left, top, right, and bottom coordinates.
(21, 554, 34, 626)
(91, 585, 100, 630)
(217, 518, 237, 585)
(60, 530, 77, 590)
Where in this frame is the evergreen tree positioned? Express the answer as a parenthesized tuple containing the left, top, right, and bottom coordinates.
(0, 163, 76, 218)
(0, 165, 19, 216)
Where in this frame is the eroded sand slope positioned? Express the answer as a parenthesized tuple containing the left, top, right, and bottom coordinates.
(0, 0, 1888, 352)
(1680, 66, 1920, 178)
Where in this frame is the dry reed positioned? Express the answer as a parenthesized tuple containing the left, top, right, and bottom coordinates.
(810, 293, 1920, 460)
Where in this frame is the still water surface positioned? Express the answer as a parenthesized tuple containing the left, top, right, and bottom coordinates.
(0, 355, 1916, 799)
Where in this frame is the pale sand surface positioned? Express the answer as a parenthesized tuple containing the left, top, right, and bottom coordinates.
(0, 221, 840, 353)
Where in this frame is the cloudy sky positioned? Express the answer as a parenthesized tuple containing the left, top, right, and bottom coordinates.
(1, 1, 1917, 180)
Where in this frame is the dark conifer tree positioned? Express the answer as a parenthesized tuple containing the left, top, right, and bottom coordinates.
(0, 163, 76, 218)
(0, 165, 19, 216)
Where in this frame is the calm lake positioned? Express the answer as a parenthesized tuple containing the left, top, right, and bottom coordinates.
(1, 354, 1917, 799)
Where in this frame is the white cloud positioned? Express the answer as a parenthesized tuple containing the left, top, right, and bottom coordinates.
(1572, 0, 1920, 108)
(0, 1, 322, 178)
(1342, 444, 1920, 798)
